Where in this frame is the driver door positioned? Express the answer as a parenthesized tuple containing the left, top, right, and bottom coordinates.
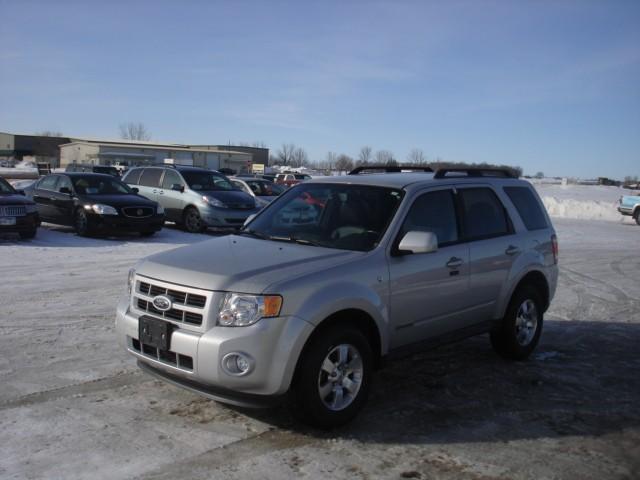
(388, 188, 471, 348)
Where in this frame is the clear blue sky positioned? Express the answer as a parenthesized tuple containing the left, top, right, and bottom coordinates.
(1, 0, 638, 178)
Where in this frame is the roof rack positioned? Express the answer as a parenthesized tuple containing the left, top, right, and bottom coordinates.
(433, 167, 518, 179)
(348, 165, 434, 175)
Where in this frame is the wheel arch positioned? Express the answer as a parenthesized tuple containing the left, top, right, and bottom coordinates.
(508, 270, 550, 314)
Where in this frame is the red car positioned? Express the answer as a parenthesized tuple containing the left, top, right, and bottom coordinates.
(275, 173, 312, 188)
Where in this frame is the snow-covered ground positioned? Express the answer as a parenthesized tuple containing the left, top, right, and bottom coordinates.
(1, 214, 639, 479)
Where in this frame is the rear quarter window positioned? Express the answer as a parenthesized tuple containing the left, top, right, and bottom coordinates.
(123, 168, 143, 185)
(504, 186, 548, 231)
(138, 169, 163, 187)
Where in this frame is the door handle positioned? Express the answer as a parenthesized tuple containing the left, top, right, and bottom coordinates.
(505, 245, 521, 256)
(152, 189, 158, 194)
(446, 257, 463, 269)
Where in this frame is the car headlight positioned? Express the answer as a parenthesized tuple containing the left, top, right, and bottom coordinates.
(218, 293, 283, 327)
(86, 204, 118, 215)
(156, 204, 164, 215)
(25, 204, 38, 213)
(202, 196, 226, 208)
(127, 268, 135, 294)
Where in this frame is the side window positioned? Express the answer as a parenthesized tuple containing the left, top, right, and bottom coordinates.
(139, 169, 163, 188)
(38, 175, 59, 191)
(459, 188, 511, 240)
(161, 170, 182, 189)
(123, 168, 143, 185)
(400, 189, 458, 245)
(57, 176, 73, 192)
(503, 186, 548, 231)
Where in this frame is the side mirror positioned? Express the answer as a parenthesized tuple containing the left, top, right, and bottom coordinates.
(171, 183, 185, 193)
(244, 214, 257, 226)
(131, 187, 139, 194)
(59, 187, 72, 195)
(17, 189, 25, 196)
(397, 231, 438, 255)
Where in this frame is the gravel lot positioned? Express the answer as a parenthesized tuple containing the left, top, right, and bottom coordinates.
(1, 218, 639, 480)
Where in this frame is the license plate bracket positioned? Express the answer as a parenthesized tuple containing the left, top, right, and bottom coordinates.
(0, 217, 16, 226)
(139, 316, 173, 351)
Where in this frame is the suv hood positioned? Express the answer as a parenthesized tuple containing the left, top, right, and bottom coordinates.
(137, 234, 363, 293)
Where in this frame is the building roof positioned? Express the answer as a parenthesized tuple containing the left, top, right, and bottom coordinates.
(60, 141, 250, 156)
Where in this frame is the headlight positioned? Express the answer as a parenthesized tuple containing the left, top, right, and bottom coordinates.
(25, 204, 38, 213)
(86, 204, 118, 215)
(218, 293, 282, 327)
(156, 204, 164, 215)
(127, 268, 135, 294)
(202, 195, 226, 208)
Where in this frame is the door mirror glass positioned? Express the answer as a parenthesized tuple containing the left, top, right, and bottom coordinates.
(171, 183, 185, 192)
(398, 231, 438, 254)
(59, 187, 72, 195)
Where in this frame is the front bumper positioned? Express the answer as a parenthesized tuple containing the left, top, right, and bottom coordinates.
(115, 294, 314, 405)
(200, 206, 260, 229)
(618, 206, 634, 216)
(88, 213, 164, 233)
(0, 212, 40, 233)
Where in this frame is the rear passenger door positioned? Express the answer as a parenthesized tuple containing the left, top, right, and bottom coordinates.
(32, 175, 60, 221)
(137, 168, 163, 203)
(457, 186, 518, 320)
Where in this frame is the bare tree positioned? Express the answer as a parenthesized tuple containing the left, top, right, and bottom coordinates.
(36, 130, 64, 137)
(291, 147, 309, 167)
(276, 143, 295, 166)
(375, 150, 396, 165)
(119, 122, 151, 141)
(357, 146, 373, 166)
(325, 151, 338, 170)
(407, 148, 426, 164)
(335, 154, 354, 172)
(252, 141, 267, 148)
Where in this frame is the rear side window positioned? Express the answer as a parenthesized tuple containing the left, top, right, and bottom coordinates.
(138, 169, 163, 187)
(400, 189, 458, 245)
(161, 170, 183, 189)
(459, 188, 511, 240)
(123, 168, 143, 185)
(504, 186, 548, 231)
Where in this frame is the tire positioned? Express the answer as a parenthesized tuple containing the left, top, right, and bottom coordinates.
(140, 230, 156, 237)
(634, 210, 640, 226)
(19, 229, 37, 240)
(490, 285, 544, 360)
(74, 208, 92, 237)
(183, 207, 205, 233)
(290, 325, 373, 429)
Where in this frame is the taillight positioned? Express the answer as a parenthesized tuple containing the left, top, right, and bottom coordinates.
(551, 234, 558, 264)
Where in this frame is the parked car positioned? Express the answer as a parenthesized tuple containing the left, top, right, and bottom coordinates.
(65, 164, 121, 176)
(116, 167, 558, 427)
(122, 165, 260, 233)
(0, 176, 40, 239)
(229, 177, 285, 207)
(31, 173, 164, 236)
(275, 173, 312, 188)
(618, 194, 640, 225)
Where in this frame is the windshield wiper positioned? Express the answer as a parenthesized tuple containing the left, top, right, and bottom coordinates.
(269, 235, 323, 247)
(237, 229, 270, 240)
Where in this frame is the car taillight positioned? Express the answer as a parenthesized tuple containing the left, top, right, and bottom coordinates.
(551, 234, 558, 264)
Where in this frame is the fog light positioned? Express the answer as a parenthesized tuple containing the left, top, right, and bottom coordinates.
(221, 352, 253, 376)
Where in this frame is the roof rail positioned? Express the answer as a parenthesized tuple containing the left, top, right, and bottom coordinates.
(348, 165, 434, 175)
(433, 167, 518, 179)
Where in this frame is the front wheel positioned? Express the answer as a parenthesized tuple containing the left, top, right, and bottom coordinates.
(74, 208, 91, 236)
(290, 325, 372, 428)
(635, 210, 640, 226)
(19, 229, 37, 239)
(140, 230, 156, 237)
(490, 285, 544, 360)
(183, 207, 205, 233)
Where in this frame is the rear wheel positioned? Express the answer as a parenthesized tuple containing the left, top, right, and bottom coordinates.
(634, 210, 640, 225)
(19, 229, 37, 239)
(290, 325, 372, 428)
(74, 208, 91, 236)
(183, 207, 205, 233)
(491, 285, 543, 360)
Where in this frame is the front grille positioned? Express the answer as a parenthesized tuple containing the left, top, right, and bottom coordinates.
(134, 277, 210, 328)
(130, 337, 193, 371)
(0, 206, 26, 217)
(122, 206, 154, 218)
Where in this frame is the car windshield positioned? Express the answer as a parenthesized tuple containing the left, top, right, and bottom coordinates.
(242, 183, 404, 252)
(181, 171, 235, 191)
(0, 178, 16, 194)
(72, 176, 132, 195)
(246, 180, 284, 196)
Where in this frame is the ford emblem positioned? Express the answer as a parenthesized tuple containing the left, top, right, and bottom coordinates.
(152, 295, 172, 312)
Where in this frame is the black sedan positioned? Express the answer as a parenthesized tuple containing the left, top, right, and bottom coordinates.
(31, 173, 164, 237)
(0, 177, 40, 239)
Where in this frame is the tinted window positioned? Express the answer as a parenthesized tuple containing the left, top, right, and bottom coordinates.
(400, 190, 458, 245)
(162, 170, 183, 189)
(139, 169, 163, 187)
(0, 178, 15, 193)
(504, 186, 548, 231)
(122, 168, 143, 185)
(181, 171, 234, 191)
(57, 176, 73, 192)
(459, 188, 510, 239)
(71, 176, 131, 195)
(38, 175, 59, 191)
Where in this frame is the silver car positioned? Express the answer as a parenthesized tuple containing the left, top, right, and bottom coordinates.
(116, 167, 558, 427)
(229, 177, 285, 208)
(122, 166, 260, 232)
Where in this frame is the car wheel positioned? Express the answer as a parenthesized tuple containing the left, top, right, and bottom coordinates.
(74, 208, 91, 236)
(19, 229, 37, 240)
(490, 285, 544, 360)
(140, 230, 156, 237)
(635, 210, 640, 226)
(183, 207, 205, 233)
(291, 325, 372, 428)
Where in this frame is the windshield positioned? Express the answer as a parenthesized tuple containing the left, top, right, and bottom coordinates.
(246, 180, 284, 197)
(72, 176, 132, 195)
(243, 183, 403, 252)
(181, 171, 235, 191)
(0, 178, 16, 194)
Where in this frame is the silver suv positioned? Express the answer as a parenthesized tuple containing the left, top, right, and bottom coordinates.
(122, 166, 260, 232)
(116, 167, 558, 427)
